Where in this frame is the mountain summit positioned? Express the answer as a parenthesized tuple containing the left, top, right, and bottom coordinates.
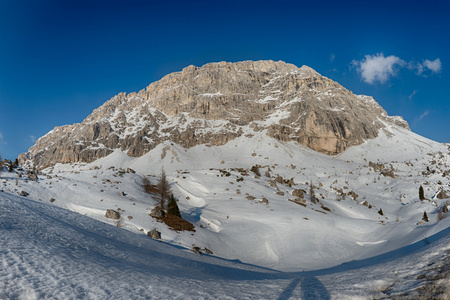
(20, 60, 409, 167)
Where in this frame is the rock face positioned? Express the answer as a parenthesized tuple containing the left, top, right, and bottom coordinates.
(19, 60, 409, 168)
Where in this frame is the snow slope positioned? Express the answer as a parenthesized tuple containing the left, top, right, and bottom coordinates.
(10, 129, 450, 267)
(2, 123, 450, 297)
(1, 188, 450, 299)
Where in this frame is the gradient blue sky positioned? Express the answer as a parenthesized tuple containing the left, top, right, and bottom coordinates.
(0, 0, 449, 159)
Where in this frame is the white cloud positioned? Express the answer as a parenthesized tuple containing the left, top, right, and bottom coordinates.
(0, 132, 3, 139)
(330, 54, 335, 62)
(29, 135, 37, 142)
(353, 54, 442, 84)
(352, 53, 406, 84)
(417, 58, 442, 74)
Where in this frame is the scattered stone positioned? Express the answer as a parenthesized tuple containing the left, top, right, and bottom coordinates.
(292, 189, 305, 198)
(260, 197, 269, 205)
(126, 168, 136, 173)
(274, 176, 284, 184)
(105, 209, 120, 219)
(347, 190, 359, 201)
(119, 191, 126, 196)
(50, 198, 56, 203)
(268, 180, 278, 189)
(369, 161, 385, 172)
(203, 248, 213, 255)
(150, 206, 165, 218)
(19, 190, 29, 197)
(27, 173, 38, 181)
(436, 190, 448, 200)
(191, 246, 202, 255)
(381, 169, 396, 178)
(285, 178, 295, 186)
(147, 228, 161, 239)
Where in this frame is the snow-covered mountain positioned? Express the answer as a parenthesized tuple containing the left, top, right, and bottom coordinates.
(3, 60, 450, 298)
(19, 60, 409, 168)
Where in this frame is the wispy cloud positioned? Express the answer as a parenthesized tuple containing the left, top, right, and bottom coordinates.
(408, 90, 418, 101)
(29, 135, 37, 143)
(352, 54, 442, 84)
(416, 110, 430, 123)
(0, 132, 6, 145)
(352, 53, 405, 84)
(330, 54, 335, 62)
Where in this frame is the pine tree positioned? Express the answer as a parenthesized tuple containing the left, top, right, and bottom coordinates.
(419, 185, 425, 201)
(167, 194, 181, 217)
(158, 168, 170, 211)
(422, 211, 429, 222)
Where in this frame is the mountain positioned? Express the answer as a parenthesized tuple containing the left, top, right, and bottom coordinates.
(19, 60, 409, 168)
(7, 60, 450, 297)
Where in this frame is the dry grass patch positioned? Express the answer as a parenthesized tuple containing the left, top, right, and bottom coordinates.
(154, 215, 195, 232)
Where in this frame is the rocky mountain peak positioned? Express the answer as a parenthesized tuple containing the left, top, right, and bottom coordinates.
(19, 60, 409, 168)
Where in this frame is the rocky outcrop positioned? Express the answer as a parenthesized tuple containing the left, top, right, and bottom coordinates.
(19, 60, 410, 168)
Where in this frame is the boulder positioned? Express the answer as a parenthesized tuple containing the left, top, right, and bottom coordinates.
(150, 206, 165, 218)
(147, 228, 161, 239)
(28, 173, 38, 181)
(436, 190, 448, 200)
(203, 248, 213, 255)
(105, 209, 120, 219)
(191, 246, 202, 255)
(19, 190, 29, 197)
(292, 189, 305, 198)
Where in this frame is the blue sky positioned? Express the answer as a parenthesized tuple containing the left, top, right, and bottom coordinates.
(0, 0, 448, 159)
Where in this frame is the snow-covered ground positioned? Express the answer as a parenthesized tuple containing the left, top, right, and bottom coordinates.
(1, 125, 450, 298)
(1, 186, 450, 299)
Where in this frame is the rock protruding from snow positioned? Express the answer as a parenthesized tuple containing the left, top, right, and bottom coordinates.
(150, 206, 165, 218)
(19, 60, 410, 168)
(105, 209, 120, 220)
(147, 228, 161, 239)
